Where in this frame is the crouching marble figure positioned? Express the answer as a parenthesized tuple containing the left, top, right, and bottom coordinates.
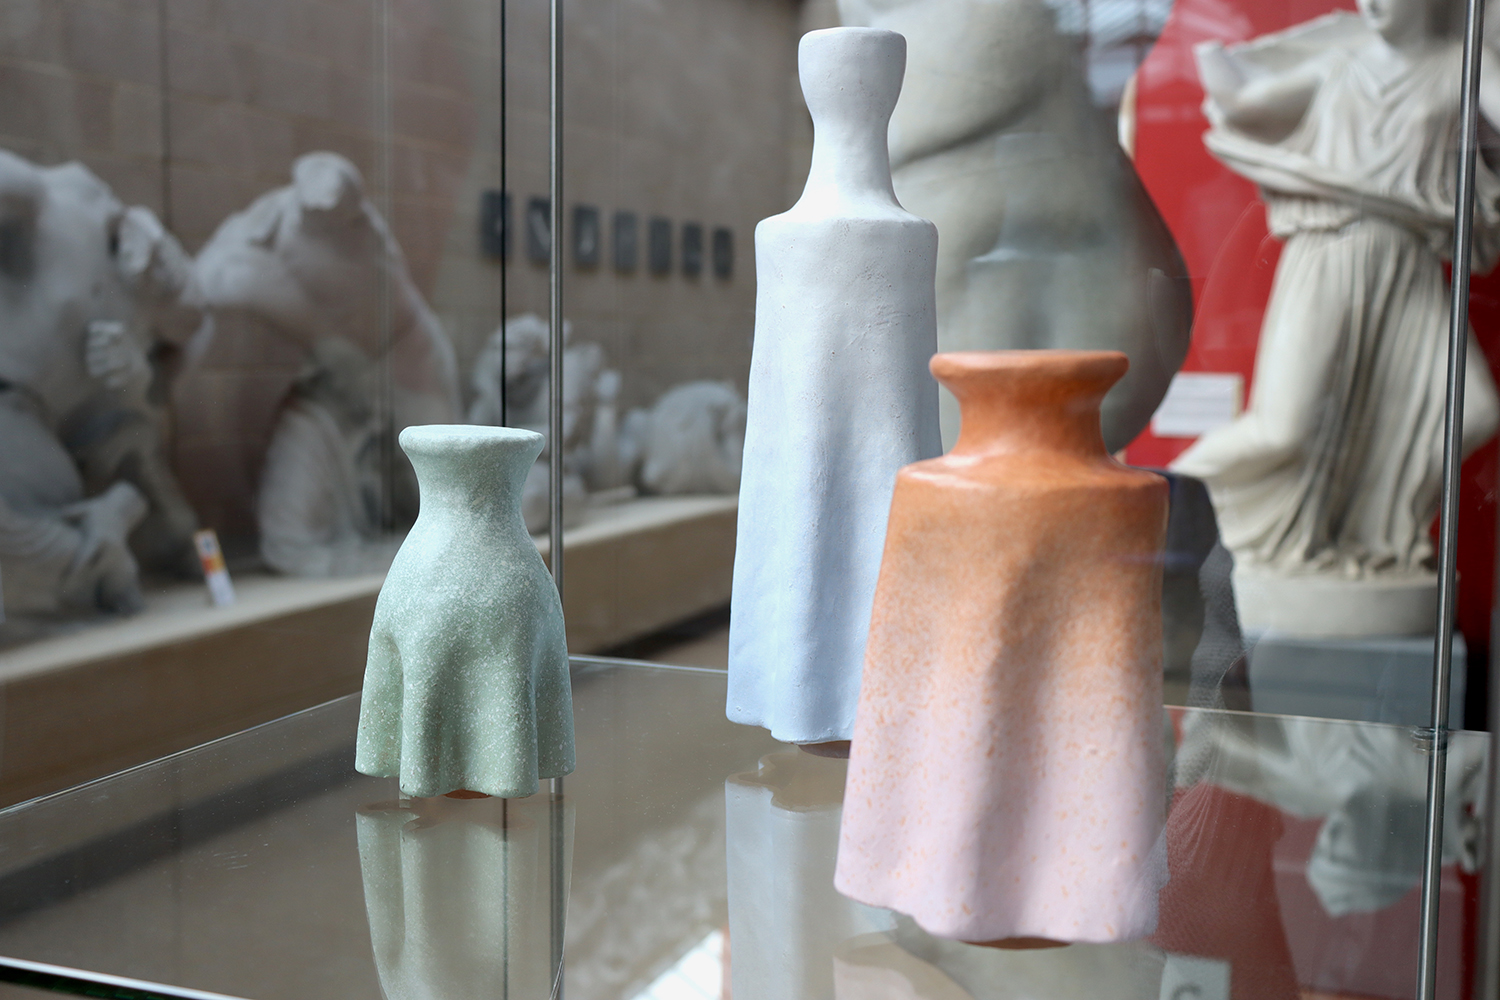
(0, 150, 199, 618)
(1171, 0, 1500, 637)
(188, 152, 462, 576)
(469, 314, 749, 534)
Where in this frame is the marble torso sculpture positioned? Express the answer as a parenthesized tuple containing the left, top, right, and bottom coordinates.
(1171, 1, 1500, 636)
(0, 150, 199, 615)
(837, 0, 1193, 451)
(0, 386, 147, 617)
(191, 153, 461, 572)
(728, 26, 942, 746)
(356, 425, 574, 798)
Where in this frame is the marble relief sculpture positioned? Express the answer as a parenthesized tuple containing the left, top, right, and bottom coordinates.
(469, 313, 748, 533)
(190, 152, 461, 574)
(728, 26, 943, 746)
(837, 0, 1193, 453)
(469, 314, 595, 534)
(636, 380, 746, 496)
(837, 352, 1169, 945)
(0, 149, 199, 618)
(257, 337, 401, 577)
(1171, 0, 1500, 637)
(356, 425, 574, 798)
(0, 388, 148, 617)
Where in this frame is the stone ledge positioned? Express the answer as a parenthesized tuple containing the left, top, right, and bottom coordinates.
(0, 495, 737, 807)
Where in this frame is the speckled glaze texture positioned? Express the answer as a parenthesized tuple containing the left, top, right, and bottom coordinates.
(728, 26, 942, 744)
(356, 425, 574, 798)
(835, 351, 1169, 944)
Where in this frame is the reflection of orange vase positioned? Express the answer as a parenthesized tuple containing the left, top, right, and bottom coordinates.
(835, 350, 1170, 945)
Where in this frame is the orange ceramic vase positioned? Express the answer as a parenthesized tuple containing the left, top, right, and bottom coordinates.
(835, 350, 1170, 945)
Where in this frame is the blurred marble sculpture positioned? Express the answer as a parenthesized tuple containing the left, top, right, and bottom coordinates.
(637, 381, 746, 495)
(469, 313, 747, 533)
(1171, 1, 1500, 637)
(837, 0, 1193, 452)
(0, 389, 148, 616)
(189, 152, 461, 574)
(1176, 710, 1486, 917)
(0, 150, 199, 616)
(729, 27, 942, 745)
(469, 314, 592, 534)
(257, 338, 401, 576)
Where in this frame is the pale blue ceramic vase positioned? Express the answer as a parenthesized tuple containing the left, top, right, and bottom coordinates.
(355, 424, 574, 798)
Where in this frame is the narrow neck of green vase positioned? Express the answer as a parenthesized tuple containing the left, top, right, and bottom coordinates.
(410, 454, 531, 521)
(400, 427, 542, 527)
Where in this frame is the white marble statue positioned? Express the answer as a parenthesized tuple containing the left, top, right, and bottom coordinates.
(1170, 0, 1500, 636)
(468, 314, 748, 532)
(468, 314, 591, 534)
(637, 381, 746, 496)
(729, 27, 943, 745)
(837, 0, 1194, 452)
(257, 338, 401, 577)
(0, 386, 148, 618)
(190, 152, 462, 571)
(0, 149, 199, 617)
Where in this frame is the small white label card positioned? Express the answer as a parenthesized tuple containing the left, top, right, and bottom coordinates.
(194, 529, 237, 607)
(1150, 372, 1244, 439)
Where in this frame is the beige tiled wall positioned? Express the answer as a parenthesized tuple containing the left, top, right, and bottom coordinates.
(0, 0, 801, 540)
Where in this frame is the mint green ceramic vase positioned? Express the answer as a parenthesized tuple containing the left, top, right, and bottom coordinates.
(355, 425, 574, 798)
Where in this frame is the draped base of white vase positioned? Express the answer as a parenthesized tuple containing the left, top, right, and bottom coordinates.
(1247, 631, 1466, 729)
(1232, 567, 1437, 640)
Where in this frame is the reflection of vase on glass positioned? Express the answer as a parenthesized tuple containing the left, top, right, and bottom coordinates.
(726, 751, 892, 1000)
(1171, 0, 1500, 636)
(728, 26, 941, 745)
(356, 794, 573, 1000)
(837, 351, 1168, 945)
(356, 425, 574, 799)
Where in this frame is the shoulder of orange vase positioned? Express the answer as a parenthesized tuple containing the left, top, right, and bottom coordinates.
(900, 452, 1168, 490)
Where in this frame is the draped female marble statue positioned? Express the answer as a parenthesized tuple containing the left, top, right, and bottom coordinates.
(1171, 0, 1500, 636)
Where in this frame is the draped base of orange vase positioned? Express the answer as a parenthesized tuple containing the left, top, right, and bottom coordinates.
(835, 350, 1170, 945)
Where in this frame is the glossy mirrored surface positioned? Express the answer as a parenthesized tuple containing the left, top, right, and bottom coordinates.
(0, 659, 1488, 1000)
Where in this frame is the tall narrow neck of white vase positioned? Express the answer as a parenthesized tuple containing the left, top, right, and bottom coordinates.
(797, 27, 905, 210)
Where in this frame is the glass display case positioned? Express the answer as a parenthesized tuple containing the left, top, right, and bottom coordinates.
(0, 659, 1491, 1000)
(3, 0, 1500, 996)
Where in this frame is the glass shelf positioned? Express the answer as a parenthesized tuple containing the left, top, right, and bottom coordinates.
(0, 659, 1488, 1000)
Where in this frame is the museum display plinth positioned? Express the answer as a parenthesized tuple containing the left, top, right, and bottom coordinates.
(1247, 631, 1466, 729)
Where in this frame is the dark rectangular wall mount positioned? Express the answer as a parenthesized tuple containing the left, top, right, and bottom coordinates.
(613, 211, 638, 272)
(648, 216, 672, 275)
(480, 190, 511, 260)
(681, 222, 703, 277)
(574, 204, 600, 266)
(526, 196, 551, 263)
